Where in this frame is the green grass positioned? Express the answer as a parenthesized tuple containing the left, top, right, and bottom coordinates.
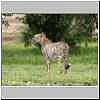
(2, 41, 98, 86)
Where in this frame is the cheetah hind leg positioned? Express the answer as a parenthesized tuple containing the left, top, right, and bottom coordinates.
(60, 62, 71, 85)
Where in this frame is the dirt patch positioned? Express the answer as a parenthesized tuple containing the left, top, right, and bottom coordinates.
(2, 36, 21, 42)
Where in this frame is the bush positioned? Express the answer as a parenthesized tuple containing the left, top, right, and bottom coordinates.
(21, 14, 98, 47)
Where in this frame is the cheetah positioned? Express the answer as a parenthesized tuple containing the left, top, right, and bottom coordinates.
(32, 33, 71, 83)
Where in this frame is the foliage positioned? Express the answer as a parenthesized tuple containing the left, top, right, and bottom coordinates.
(22, 14, 97, 46)
(20, 25, 33, 47)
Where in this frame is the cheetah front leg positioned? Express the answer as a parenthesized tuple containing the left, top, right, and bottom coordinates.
(47, 62, 51, 85)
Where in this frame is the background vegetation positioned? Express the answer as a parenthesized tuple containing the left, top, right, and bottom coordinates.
(22, 14, 98, 47)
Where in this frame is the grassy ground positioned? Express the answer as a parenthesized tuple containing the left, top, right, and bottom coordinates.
(2, 40, 98, 86)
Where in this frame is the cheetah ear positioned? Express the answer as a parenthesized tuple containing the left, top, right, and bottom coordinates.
(41, 32, 46, 37)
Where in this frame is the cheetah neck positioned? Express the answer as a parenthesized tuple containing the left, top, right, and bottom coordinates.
(41, 38, 51, 47)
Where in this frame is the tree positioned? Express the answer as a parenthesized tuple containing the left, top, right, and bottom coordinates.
(21, 14, 98, 47)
